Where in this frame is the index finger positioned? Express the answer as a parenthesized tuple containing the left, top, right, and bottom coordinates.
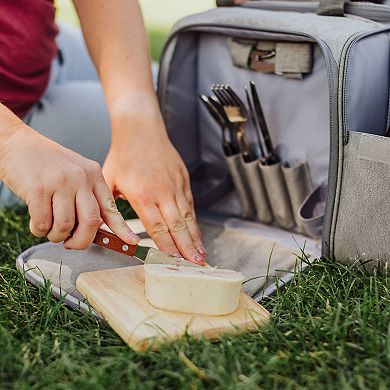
(93, 176, 140, 245)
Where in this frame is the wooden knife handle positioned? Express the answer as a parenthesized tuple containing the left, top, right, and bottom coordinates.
(93, 228, 138, 257)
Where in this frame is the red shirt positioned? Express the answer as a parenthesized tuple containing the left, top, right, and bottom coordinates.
(0, 1, 58, 118)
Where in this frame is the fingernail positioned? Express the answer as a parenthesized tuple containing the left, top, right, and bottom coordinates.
(127, 232, 140, 243)
(192, 253, 204, 263)
(172, 253, 182, 258)
(197, 247, 207, 256)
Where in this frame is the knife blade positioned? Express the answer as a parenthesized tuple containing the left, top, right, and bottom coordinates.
(93, 228, 202, 267)
(249, 81, 279, 164)
(245, 86, 267, 159)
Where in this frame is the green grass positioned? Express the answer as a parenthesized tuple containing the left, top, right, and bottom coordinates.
(1, 206, 390, 388)
(3, 2, 390, 388)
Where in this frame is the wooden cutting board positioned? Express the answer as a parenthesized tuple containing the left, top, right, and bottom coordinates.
(76, 265, 270, 351)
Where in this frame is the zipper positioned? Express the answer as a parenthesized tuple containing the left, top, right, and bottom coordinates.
(322, 26, 390, 255)
(219, 1, 390, 23)
(158, 23, 339, 256)
(339, 26, 390, 145)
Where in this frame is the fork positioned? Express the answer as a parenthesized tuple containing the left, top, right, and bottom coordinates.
(199, 94, 235, 156)
(211, 84, 253, 162)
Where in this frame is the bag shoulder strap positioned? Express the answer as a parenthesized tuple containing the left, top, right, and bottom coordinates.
(217, 0, 347, 17)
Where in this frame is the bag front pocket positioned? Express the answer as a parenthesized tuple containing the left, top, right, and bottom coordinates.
(242, 159, 273, 224)
(282, 161, 313, 234)
(225, 154, 256, 219)
(334, 131, 390, 271)
(260, 161, 295, 230)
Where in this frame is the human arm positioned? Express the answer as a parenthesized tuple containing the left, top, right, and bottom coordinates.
(73, 0, 206, 263)
(0, 103, 140, 249)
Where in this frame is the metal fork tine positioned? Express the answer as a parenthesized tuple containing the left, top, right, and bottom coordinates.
(220, 85, 235, 106)
(211, 84, 223, 105)
(226, 85, 248, 116)
(218, 85, 234, 106)
(211, 84, 226, 105)
(221, 85, 236, 105)
(215, 85, 230, 106)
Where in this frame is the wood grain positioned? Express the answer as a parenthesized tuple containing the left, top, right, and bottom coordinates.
(93, 229, 137, 257)
(76, 266, 270, 351)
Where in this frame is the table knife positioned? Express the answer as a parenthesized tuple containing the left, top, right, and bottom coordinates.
(93, 228, 202, 267)
(249, 81, 279, 165)
(245, 87, 267, 159)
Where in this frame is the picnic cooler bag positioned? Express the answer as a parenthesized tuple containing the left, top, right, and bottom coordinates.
(157, 0, 390, 273)
(16, 0, 390, 316)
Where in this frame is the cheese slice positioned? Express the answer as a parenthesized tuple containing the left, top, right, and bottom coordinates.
(144, 264, 244, 315)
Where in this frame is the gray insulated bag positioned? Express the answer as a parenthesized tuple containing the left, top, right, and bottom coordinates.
(157, 0, 390, 273)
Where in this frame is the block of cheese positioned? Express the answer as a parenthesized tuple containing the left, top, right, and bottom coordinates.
(144, 264, 244, 316)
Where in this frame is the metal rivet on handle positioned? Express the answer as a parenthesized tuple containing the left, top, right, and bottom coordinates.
(103, 237, 109, 245)
(122, 245, 129, 251)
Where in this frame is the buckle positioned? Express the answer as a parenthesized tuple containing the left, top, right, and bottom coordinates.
(249, 49, 276, 73)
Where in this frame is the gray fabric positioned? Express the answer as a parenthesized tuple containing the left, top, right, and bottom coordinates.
(157, 4, 390, 271)
(225, 154, 256, 219)
(16, 243, 100, 318)
(329, 30, 390, 257)
(230, 39, 253, 68)
(189, 162, 233, 207)
(186, 33, 329, 216)
(334, 131, 390, 271)
(26, 244, 142, 302)
(282, 161, 313, 234)
(358, 133, 390, 164)
(18, 219, 315, 307)
(170, 7, 379, 64)
(240, 1, 390, 24)
(259, 162, 295, 230)
(230, 39, 312, 78)
(274, 42, 312, 77)
(242, 159, 273, 224)
(199, 223, 305, 298)
(161, 32, 199, 168)
(299, 183, 327, 239)
(344, 32, 390, 136)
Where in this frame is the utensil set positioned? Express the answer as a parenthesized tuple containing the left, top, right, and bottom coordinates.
(200, 82, 278, 165)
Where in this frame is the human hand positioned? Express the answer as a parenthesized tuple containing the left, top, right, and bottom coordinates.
(103, 117, 206, 264)
(0, 125, 140, 249)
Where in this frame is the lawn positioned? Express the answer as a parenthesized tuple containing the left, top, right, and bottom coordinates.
(2, 206, 390, 388)
(2, 2, 390, 389)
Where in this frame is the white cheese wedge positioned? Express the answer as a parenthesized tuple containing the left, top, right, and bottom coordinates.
(144, 264, 244, 315)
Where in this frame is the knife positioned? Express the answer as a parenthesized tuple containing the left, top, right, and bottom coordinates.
(249, 81, 279, 165)
(93, 228, 202, 267)
(245, 87, 267, 159)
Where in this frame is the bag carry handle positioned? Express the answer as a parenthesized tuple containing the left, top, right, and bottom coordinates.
(317, 0, 346, 16)
(216, 0, 346, 17)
